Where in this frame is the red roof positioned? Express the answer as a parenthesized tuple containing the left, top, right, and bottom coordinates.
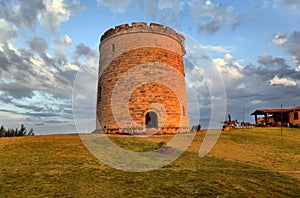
(251, 106, 300, 115)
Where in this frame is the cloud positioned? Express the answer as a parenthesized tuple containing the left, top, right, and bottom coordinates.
(246, 1, 270, 19)
(29, 37, 49, 54)
(39, 0, 83, 33)
(0, 0, 83, 33)
(213, 53, 243, 79)
(0, 1, 82, 133)
(186, 66, 204, 89)
(0, 19, 17, 45)
(158, 0, 184, 14)
(156, 0, 185, 25)
(213, 53, 244, 93)
(284, 32, 300, 69)
(96, 0, 185, 26)
(240, 53, 300, 103)
(269, 75, 297, 86)
(75, 43, 91, 56)
(73, 42, 92, 61)
(14, 104, 44, 112)
(24, 112, 59, 117)
(251, 1, 269, 11)
(257, 52, 290, 73)
(97, 0, 134, 13)
(277, 0, 300, 15)
(191, 50, 300, 122)
(44, 120, 66, 124)
(203, 45, 233, 53)
(54, 34, 72, 48)
(272, 31, 300, 70)
(52, 34, 73, 70)
(258, 52, 277, 66)
(95, 0, 242, 34)
(189, 0, 243, 34)
(0, 37, 79, 100)
(272, 33, 288, 46)
(0, 109, 19, 114)
(0, 0, 46, 30)
(96, 0, 241, 35)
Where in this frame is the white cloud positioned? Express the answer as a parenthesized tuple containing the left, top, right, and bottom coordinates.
(30, 56, 58, 82)
(63, 34, 72, 44)
(213, 53, 244, 79)
(272, 33, 288, 46)
(39, 0, 82, 33)
(0, 19, 17, 44)
(269, 75, 297, 86)
(62, 63, 79, 71)
(0, 0, 82, 34)
(7, 42, 21, 56)
(205, 0, 212, 6)
(54, 34, 72, 47)
(30, 56, 45, 67)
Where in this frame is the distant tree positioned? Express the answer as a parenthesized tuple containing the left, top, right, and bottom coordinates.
(5, 128, 14, 137)
(27, 128, 34, 136)
(16, 124, 26, 136)
(0, 124, 34, 138)
(0, 125, 5, 137)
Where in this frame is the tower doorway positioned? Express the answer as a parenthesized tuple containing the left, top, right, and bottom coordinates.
(145, 111, 158, 129)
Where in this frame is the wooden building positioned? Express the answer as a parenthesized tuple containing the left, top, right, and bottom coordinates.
(251, 106, 300, 127)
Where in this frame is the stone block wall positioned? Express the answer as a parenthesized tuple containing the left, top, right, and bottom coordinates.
(97, 22, 190, 134)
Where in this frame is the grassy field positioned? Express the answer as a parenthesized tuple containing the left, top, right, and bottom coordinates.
(0, 128, 299, 197)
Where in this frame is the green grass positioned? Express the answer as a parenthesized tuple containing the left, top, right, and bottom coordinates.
(0, 128, 299, 197)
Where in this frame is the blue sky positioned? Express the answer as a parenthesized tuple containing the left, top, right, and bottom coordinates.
(1, 0, 300, 134)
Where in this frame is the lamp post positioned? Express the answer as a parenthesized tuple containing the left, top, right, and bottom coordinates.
(243, 107, 245, 123)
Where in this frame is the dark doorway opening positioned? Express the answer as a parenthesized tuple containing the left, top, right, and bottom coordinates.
(145, 111, 158, 129)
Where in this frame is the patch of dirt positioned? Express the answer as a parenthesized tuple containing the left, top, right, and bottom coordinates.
(156, 146, 177, 155)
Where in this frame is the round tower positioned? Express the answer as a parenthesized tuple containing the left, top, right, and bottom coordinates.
(96, 22, 190, 134)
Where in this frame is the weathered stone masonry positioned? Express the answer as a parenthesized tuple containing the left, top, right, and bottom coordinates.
(96, 22, 190, 134)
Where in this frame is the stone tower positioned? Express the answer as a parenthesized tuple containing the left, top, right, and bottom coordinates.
(96, 22, 190, 134)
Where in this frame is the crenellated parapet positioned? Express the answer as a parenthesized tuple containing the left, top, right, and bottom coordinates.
(100, 22, 185, 54)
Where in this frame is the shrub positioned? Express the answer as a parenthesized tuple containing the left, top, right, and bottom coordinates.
(157, 141, 166, 148)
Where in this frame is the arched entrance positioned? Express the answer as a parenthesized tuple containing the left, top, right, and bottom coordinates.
(145, 111, 158, 129)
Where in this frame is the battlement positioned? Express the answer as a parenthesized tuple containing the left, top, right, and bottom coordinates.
(100, 22, 185, 50)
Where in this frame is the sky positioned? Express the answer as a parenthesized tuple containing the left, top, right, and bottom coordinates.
(0, 0, 300, 134)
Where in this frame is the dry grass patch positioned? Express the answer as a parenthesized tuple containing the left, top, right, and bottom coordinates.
(0, 128, 299, 197)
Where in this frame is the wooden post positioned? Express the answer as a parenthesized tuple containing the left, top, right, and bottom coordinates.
(265, 113, 268, 126)
(281, 104, 283, 135)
